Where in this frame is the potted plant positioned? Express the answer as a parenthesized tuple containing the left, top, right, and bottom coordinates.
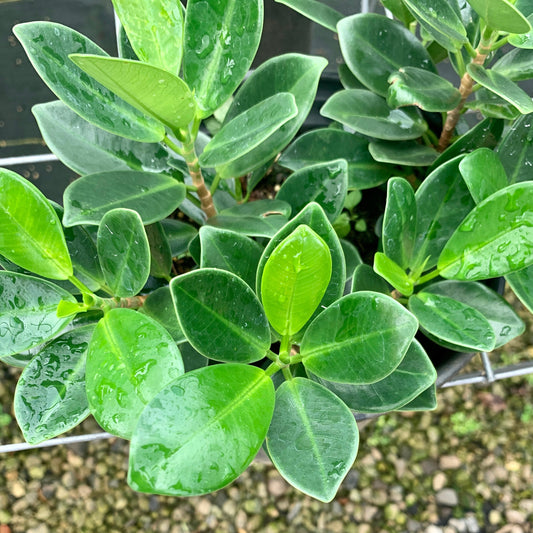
(1, 0, 532, 503)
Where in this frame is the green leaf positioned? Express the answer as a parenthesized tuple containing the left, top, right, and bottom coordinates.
(438, 182, 533, 280)
(219, 199, 292, 218)
(467, 64, 533, 114)
(261, 226, 332, 337)
(310, 339, 436, 413)
(402, 0, 467, 52)
(506, 264, 533, 313)
(69, 55, 195, 132)
(382, 178, 417, 270)
(171, 269, 270, 363)
(56, 300, 90, 318)
(276, 160, 348, 223)
(111, 0, 184, 74)
(493, 47, 533, 81)
(422, 280, 524, 348)
(275, 0, 343, 32)
(459, 148, 508, 203)
(32, 101, 177, 176)
(338, 63, 367, 90)
(206, 215, 288, 239)
(13, 22, 164, 142)
(97, 209, 150, 297)
(301, 291, 418, 384)
(337, 13, 436, 97)
(145, 223, 172, 279)
(381, 0, 415, 25)
(397, 383, 437, 411)
(509, 15, 533, 48)
(466, 0, 531, 34)
(160, 219, 198, 258)
(86, 309, 184, 439)
(63, 170, 186, 227)
(369, 141, 438, 166)
(178, 342, 209, 372)
(117, 21, 139, 60)
(0, 168, 73, 280)
(0, 272, 76, 357)
(183, 0, 263, 117)
(408, 292, 496, 351)
(14, 325, 95, 444)
(279, 128, 393, 190)
(219, 54, 327, 178)
(467, 89, 521, 120)
(341, 239, 363, 281)
(199, 226, 263, 290)
(388, 67, 462, 111)
(199, 93, 298, 168)
(374, 252, 414, 296)
(129, 364, 275, 495)
(266, 378, 358, 502)
(351, 264, 391, 294)
(412, 156, 475, 271)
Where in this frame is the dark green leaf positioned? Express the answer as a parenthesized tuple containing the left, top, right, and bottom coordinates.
(301, 291, 418, 384)
(13, 22, 164, 142)
(171, 269, 270, 363)
(128, 364, 275, 495)
(160, 219, 198, 258)
(374, 252, 414, 296)
(466, 0, 531, 33)
(117, 21, 138, 60)
(321, 90, 427, 141)
(206, 215, 288, 239)
(219, 199, 292, 218)
(506, 264, 533, 313)
(381, 0, 415, 25)
(275, 0, 343, 32)
(396, 382, 437, 411)
(146, 223, 172, 279)
(493, 47, 533, 81)
(338, 63, 366, 90)
(178, 342, 209, 372)
(341, 240, 363, 281)
(351, 264, 391, 294)
(63, 171, 186, 227)
(369, 141, 438, 166)
(86, 309, 184, 438)
(139, 286, 185, 342)
(14, 325, 95, 444)
(467, 89, 521, 120)
(266, 378, 358, 502)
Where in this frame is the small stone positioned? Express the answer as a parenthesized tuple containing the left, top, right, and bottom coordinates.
(464, 515, 480, 533)
(432, 472, 447, 492)
(506, 509, 526, 524)
(439, 455, 462, 470)
(362, 505, 378, 522)
(327, 520, 344, 533)
(435, 488, 459, 507)
(28, 466, 46, 480)
(287, 502, 302, 523)
(425, 526, 443, 533)
(26, 525, 49, 533)
(267, 477, 287, 497)
(197, 498, 211, 516)
(489, 510, 503, 525)
(519, 499, 533, 514)
(222, 500, 236, 516)
(10, 481, 25, 498)
(243, 499, 261, 514)
(234, 510, 247, 529)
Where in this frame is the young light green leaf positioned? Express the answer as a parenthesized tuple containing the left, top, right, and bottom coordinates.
(276, 160, 348, 223)
(111, 0, 184, 74)
(86, 309, 184, 439)
(0, 168, 72, 280)
(0, 272, 76, 357)
(14, 325, 95, 444)
(337, 13, 436, 97)
(275, 0, 343, 32)
(388, 67, 462, 111)
(261, 225, 332, 337)
(459, 148, 508, 203)
(199, 93, 298, 168)
(321, 90, 427, 141)
(438, 182, 533, 280)
(266, 378, 359, 502)
(301, 291, 418, 384)
(183, 0, 263, 117)
(129, 364, 274, 496)
(373, 252, 414, 296)
(369, 141, 438, 166)
(69, 55, 195, 132)
(506, 264, 533, 313)
(13, 22, 164, 142)
(466, 0, 531, 34)
(171, 269, 270, 363)
(97, 209, 151, 297)
(63, 170, 186, 227)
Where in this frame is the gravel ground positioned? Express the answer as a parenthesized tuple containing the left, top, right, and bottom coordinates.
(0, 303, 532, 533)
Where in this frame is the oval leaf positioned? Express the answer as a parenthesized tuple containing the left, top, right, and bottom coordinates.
(369, 141, 438, 166)
(466, 0, 531, 34)
(276, 0, 343, 31)
(373, 252, 414, 296)
(506, 264, 533, 313)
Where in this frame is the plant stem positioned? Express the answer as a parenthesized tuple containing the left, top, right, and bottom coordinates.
(282, 366, 293, 381)
(279, 335, 291, 365)
(163, 135, 184, 156)
(209, 173, 222, 196)
(265, 362, 281, 377)
(416, 268, 441, 286)
(68, 275, 95, 296)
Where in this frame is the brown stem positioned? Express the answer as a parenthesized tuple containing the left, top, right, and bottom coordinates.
(110, 294, 148, 309)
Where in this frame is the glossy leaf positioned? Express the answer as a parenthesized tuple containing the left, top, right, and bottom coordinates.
(97, 209, 150, 297)
(160, 219, 198, 258)
(0, 168, 72, 280)
(506, 264, 533, 313)
(183, 0, 263, 117)
(13, 22, 164, 142)
(467, 64, 533, 114)
(14, 325, 95, 444)
(374, 253, 414, 296)
(206, 214, 288, 239)
(279, 128, 393, 190)
(146, 223, 172, 279)
(459, 148, 508, 203)
(310, 340, 436, 413)
(337, 14, 436, 97)
(219, 199, 292, 218)
(63, 171, 186, 227)
(275, 0, 343, 32)
(199, 93, 298, 168)
(219, 54, 327, 178)
(422, 280, 524, 348)
(397, 383, 437, 411)
(412, 156, 475, 271)
(199, 226, 262, 290)
(466, 0, 531, 33)
(301, 291, 418, 384)
(171, 269, 270, 363)
(388, 67, 462, 111)
(341, 240, 363, 281)
(402, 0, 467, 52)
(261, 226, 332, 337)
(369, 141, 438, 166)
(438, 182, 533, 280)
(338, 63, 366, 90)
(69, 55, 195, 132)
(111, 0, 184, 74)
(86, 309, 184, 439)
(0, 272, 76, 357)
(493, 47, 533, 80)
(351, 264, 390, 294)
(381, 0, 415, 25)
(468, 89, 521, 120)
(409, 292, 496, 351)
(266, 378, 358, 502)
(129, 364, 275, 496)
(321, 90, 427, 141)
(509, 16, 533, 48)
(276, 160, 348, 223)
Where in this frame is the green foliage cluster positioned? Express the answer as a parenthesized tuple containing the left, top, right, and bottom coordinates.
(1, 0, 533, 501)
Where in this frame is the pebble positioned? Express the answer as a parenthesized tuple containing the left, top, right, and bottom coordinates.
(425, 525, 443, 533)
(432, 472, 447, 491)
(267, 477, 287, 497)
(505, 509, 526, 524)
(439, 455, 462, 470)
(435, 488, 459, 507)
